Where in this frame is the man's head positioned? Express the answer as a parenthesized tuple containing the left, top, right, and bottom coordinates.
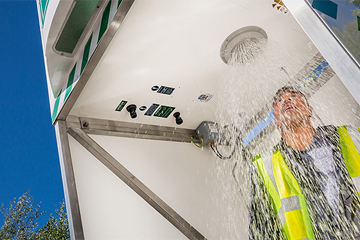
(273, 86, 312, 130)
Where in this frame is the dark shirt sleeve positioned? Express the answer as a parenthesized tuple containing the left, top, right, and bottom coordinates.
(248, 166, 285, 240)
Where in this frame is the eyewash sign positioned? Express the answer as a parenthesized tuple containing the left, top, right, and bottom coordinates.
(154, 106, 175, 118)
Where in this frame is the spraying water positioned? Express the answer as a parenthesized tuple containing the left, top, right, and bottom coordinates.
(210, 37, 288, 239)
(207, 31, 360, 239)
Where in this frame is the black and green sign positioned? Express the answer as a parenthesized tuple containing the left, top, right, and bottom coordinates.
(154, 105, 175, 118)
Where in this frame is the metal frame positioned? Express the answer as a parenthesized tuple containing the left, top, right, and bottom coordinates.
(282, 0, 360, 106)
(55, 121, 85, 240)
(57, 116, 204, 239)
(56, 0, 135, 122)
(67, 127, 207, 240)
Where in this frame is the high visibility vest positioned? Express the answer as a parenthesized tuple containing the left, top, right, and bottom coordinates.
(253, 126, 360, 240)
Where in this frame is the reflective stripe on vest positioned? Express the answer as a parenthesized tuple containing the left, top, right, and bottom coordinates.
(273, 150, 315, 240)
(254, 151, 315, 240)
(253, 153, 282, 214)
(337, 126, 360, 195)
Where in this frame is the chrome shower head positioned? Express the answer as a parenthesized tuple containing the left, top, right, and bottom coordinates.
(220, 26, 267, 64)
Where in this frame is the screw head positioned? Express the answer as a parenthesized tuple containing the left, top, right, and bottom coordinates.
(82, 121, 89, 128)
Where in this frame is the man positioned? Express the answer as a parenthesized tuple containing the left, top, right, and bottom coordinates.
(248, 86, 360, 240)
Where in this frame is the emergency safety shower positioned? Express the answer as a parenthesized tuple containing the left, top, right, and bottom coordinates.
(37, 0, 360, 239)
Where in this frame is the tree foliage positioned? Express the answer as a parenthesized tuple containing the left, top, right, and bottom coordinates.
(35, 203, 70, 240)
(0, 191, 69, 240)
(346, 0, 360, 8)
(0, 191, 44, 239)
(332, 9, 360, 62)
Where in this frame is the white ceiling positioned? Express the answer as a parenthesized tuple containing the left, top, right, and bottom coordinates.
(70, 0, 319, 129)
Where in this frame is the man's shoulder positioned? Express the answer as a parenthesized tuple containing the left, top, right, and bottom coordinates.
(316, 125, 357, 139)
(317, 124, 358, 132)
(318, 125, 337, 132)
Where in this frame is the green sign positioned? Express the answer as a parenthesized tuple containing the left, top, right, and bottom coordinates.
(154, 105, 175, 118)
(115, 100, 128, 112)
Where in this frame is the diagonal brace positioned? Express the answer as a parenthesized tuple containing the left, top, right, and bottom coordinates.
(67, 127, 206, 240)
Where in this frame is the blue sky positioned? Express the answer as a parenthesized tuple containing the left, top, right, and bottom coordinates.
(0, 0, 64, 226)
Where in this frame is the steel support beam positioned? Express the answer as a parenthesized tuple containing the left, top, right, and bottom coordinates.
(66, 115, 200, 143)
(55, 121, 84, 240)
(67, 127, 206, 240)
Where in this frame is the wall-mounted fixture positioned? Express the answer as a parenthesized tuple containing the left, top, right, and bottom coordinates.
(173, 112, 183, 125)
(195, 121, 237, 160)
(126, 104, 137, 119)
(220, 26, 267, 64)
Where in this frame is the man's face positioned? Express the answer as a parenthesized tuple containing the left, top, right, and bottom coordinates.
(273, 89, 312, 129)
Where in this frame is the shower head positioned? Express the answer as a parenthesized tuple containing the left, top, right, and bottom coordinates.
(220, 26, 267, 64)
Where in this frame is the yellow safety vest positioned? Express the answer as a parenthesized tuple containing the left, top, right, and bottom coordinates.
(253, 126, 360, 240)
